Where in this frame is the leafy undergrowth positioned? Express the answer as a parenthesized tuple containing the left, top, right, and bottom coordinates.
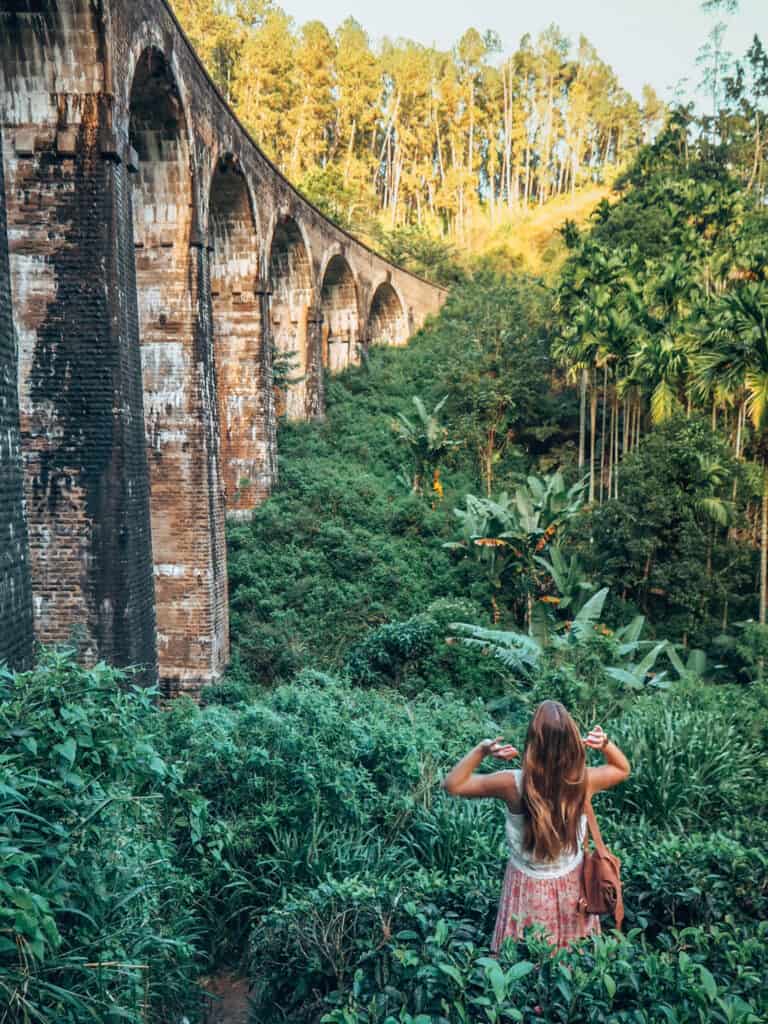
(227, 271, 563, 693)
(3, 653, 767, 1022)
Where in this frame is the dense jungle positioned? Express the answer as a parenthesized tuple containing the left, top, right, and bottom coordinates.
(2, 0, 768, 1021)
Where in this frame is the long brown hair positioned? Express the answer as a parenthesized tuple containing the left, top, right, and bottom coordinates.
(521, 700, 587, 861)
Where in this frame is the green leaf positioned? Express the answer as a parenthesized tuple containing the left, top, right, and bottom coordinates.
(52, 737, 77, 767)
(485, 961, 506, 1004)
(437, 963, 463, 985)
(698, 966, 717, 1001)
(507, 960, 535, 983)
(604, 973, 616, 999)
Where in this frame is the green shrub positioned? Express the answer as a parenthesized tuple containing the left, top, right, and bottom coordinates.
(345, 617, 438, 687)
(616, 825, 768, 932)
(321, 913, 768, 1024)
(0, 651, 204, 1023)
(250, 880, 768, 1024)
(162, 673, 496, 963)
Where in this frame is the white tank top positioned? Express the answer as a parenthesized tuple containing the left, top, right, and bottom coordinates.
(504, 769, 586, 879)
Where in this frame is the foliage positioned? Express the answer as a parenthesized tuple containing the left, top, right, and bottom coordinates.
(372, 223, 466, 286)
(171, 3, 657, 242)
(250, 879, 768, 1024)
(0, 651, 203, 1023)
(228, 272, 564, 686)
(578, 416, 753, 645)
(319, 916, 768, 1024)
(445, 472, 586, 624)
(602, 697, 765, 827)
(393, 395, 459, 495)
(161, 671, 497, 963)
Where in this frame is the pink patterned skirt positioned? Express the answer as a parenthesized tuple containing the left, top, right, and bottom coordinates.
(491, 858, 601, 950)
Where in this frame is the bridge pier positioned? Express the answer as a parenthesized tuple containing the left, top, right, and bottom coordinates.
(1, 5, 158, 679)
(129, 46, 228, 692)
(0, 130, 33, 671)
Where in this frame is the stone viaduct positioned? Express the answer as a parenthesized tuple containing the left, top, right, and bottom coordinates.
(0, 0, 446, 692)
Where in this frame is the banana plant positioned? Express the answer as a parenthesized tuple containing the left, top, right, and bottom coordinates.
(393, 395, 459, 495)
(534, 545, 596, 614)
(445, 472, 586, 627)
(451, 591, 681, 691)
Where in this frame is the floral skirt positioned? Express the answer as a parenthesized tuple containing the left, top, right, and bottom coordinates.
(491, 858, 601, 951)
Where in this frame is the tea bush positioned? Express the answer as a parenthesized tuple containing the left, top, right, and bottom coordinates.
(247, 817, 768, 1019)
(249, 880, 768, 1023)
(321, 913, 768, 1024)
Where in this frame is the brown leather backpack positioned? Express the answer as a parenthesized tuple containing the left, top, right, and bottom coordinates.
(577, 800, 624, 929)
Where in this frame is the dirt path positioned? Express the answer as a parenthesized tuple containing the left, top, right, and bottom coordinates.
(201, 974, 251, 1024)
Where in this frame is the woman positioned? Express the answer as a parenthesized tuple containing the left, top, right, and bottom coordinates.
(442, 700, 630, 949)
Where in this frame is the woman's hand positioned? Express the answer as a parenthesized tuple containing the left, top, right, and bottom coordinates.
(481, 736, 519, 761)
(584, 725, 609, 750)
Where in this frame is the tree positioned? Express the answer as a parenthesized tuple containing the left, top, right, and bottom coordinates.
(232, 6, 296, 166)
(287, 21, 336, 178)
(695, 282, 768, 621)
(446, 471, 585, 629)
(393, 395, 459, 496)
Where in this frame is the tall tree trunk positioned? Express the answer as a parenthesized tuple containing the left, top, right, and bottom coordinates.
(599, 362, 608, 504)
(578, 367, 587, 470)
(589, 368, 597, 504)
(761, 467, 768, 629)
(613, 394, 620, 499)
(607, 392, 616, 499)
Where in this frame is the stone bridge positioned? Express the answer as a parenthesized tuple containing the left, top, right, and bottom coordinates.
(0, 0, 446, 691)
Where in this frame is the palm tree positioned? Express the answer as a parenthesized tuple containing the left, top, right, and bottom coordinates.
(554, 241, 638, 503)
(628, 330, 695, 424)
(694, 281, 768, 622)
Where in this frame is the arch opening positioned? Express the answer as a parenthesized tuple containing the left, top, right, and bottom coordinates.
(268, 216, 314, 419)
(209, 155, 270, 514)
(320, 254, 360, 372)
(369, 282, 408, 347)
(129, 48, 227, 690)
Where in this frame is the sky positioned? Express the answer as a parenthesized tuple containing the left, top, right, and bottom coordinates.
(278, 0, 767, 107)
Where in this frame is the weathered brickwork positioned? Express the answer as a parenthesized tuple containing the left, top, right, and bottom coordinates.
(0, 130, 34, 671)
(1, 2, 157, 679)
(1, 0, 445, 693)
(370, 282, 410, 347)
(321, 254, 361, 372)
(210, 156, 274, 513)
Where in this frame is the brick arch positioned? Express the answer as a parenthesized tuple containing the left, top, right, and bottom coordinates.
(129, 45, 228, 691)
(267, 213, 317, 420)
(368, 280, 408, 347)
(209, 154, 273, 514)
(320, 253, 361, 372)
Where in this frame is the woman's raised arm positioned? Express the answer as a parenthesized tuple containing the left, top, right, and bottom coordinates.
(585, 725, 631, 794)
(442, 737, 519, 800)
